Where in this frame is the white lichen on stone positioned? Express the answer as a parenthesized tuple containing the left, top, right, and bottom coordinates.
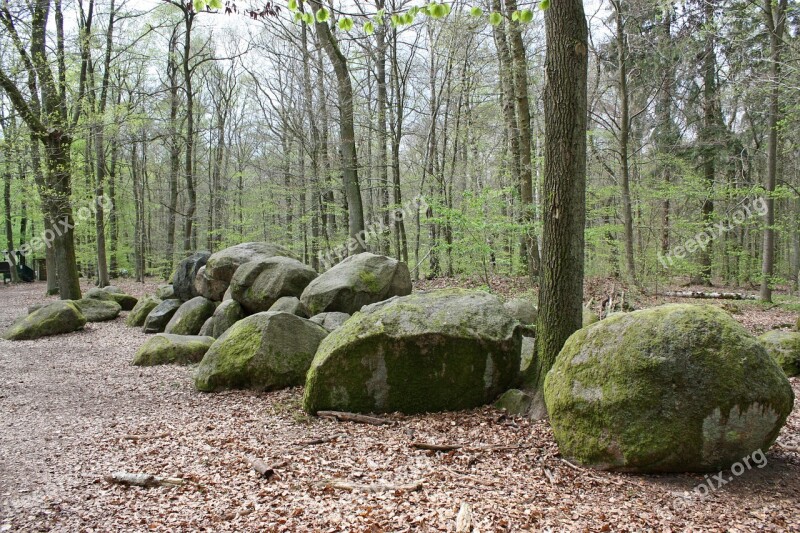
(571, 380, 603, 402)
(702, 403, 779, 465)
(363, 353, 389, 409)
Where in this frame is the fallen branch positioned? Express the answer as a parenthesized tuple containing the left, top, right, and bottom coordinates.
(104, 472, 184, 488)
(412, 442, 527, 453)
(662, 291, 756, 300)
(316, 411, 390, 426)
(244, 456, 286, 479)
(121, 433, 169, 441)
(296, 433, 345, 446)
(325, 478, 423, 493)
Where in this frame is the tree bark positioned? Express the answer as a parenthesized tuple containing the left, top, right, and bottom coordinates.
(532, 0, 588, 404)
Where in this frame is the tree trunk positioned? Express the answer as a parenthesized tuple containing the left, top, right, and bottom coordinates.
(311, 1, 365, 253)
(760, 0, 787, 302)
(532, 0, 588, 405)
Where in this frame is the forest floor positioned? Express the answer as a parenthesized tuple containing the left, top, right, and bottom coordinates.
(1, 279, 799, 532)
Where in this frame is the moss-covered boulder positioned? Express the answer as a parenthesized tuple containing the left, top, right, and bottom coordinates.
(303, 289, 521, 415)
(758, 330, 800, 377)
(126, 296, 162, 327)
(268, 296, 309, 317)
(142, 299, 183, 334)
(300, 252, 412, 316)
(194, 312, 329, 392)
(165, 296, 216, 335)
(494, 389, 534, 416)
(201, 242, 296, 301)
(85, 287, 116, 302)
(133, 334, 214, 366)
(173, 251, 210, 301)
(155, 284, 175, 300)
(544, 304, 794, 473)
(3, 301, 87, 340)
(309, 312, 351, 332)
(73, 298, 121, 322)
(198, 299, 245, 338)
(230, 257, 317, 313)
(504, 298, 537, 325)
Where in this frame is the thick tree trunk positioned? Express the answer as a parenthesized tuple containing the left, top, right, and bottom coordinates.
(532, 0, 588, 404)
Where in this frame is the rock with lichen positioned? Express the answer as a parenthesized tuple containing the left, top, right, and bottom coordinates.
(300, 252, 412, 316)
(3, 301, 86, 340)
(303, 289, 521, 415)
(544, 304, 794, 473)
(194, 312, 328, 392)
(758, 330, 800, 377)
(230, 257, 317, 313)
(133, 334, 214, 366)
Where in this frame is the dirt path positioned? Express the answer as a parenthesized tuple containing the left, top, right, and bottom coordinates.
(1, 282, 799, 531)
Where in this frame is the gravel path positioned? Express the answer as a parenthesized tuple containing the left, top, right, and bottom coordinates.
(1, 282, 799, 531)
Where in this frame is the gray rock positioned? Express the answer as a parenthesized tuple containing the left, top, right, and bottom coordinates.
(201, 242, 296, 301)
(199, 299, 246, 338)
(520, 336, 535, 375)
(73, 298, 121, 322)
(309, 312, 351, 332)
(85, 287, 116, 302)
(165, 296, 217, 335)
(133, 334, 215, 366)
(102, 285, 125, 295)
(268, 296, 309, 318)
(142, 299, 183, 334)
(126, 296, 162, 327)
(300, 252, 412, 316)
(173, 251, 210, 301)
(194, 312, 329, 392)
(504, 298, 537, 325)
(155, 284, 175, 300)
(758, 330, 800, 377)
(194, 265, 209, 300)
(544, 304, 795, 473)
(494, 389, 534, 416)
(230, 257, 317, 313)
(3, 301, 87, 340)
(303, 289, 521, 414)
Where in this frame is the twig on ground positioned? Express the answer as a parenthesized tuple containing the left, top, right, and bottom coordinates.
(104, 472, 184, 487)
(324, 479, 424, 493)
(316, 411, 391, 426)
(296, 433, 345, 446)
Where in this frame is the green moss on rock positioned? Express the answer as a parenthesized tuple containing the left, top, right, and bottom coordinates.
(194, 312, 329, 392)
(165, 296, 216, 335)
(3, 301, 87, 340)
(303, 289, 521, 415)
(544, 304, 794, 473)
(133, 334, 214, 366)
(126, 296, 162, 327)
(758, 330, 800, 377)
(73, 298, 121, 322)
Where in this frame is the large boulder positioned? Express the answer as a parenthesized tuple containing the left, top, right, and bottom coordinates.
(544, 304, 794, 473)
(109, 293, 138, 311)
(194, 312, 329, 392)
(142, 299, 183, 334)
(230, 257, 317, 313)
(303, 289, 521, 414)
(300, 253, 412, 316)
(165, 296, 216, 335)
(173, 251, 210, 301)
(758, 330, 800, 377)
(3, 301, 87, 340)
(198, 299, 246, 338)
(155, 284, 175, 300)
(86, 286, 137, 310)
(504, 298, 537, 325)
(268, 296, 309, 318)
(73, 298, 121, 322)
(133, 334, 215, 366)
(194, 266, 209, 300)
(85, 287, 116, 302)
(126, 296, 162, 327)
(309, 312, 351, 332)
(201, 242, 296, 301)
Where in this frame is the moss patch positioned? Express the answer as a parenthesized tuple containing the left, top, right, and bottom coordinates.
(759, 330, 800, 377)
